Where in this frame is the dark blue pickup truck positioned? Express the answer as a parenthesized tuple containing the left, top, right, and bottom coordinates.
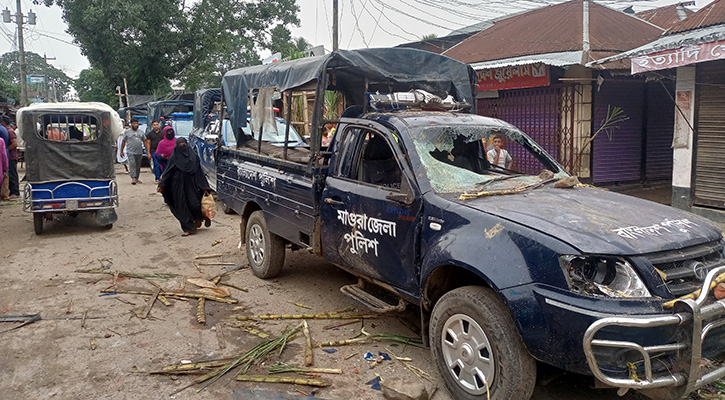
(216, 49, 725, 400)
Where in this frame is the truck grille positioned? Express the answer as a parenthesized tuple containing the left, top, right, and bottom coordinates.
(646, 241, 725, 297)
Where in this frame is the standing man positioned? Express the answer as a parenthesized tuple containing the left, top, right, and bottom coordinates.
(145, 120, 164, 183)
(1, 116, 19, 199)
(120, 118, 150, 185)
(487, 134, 513, 169)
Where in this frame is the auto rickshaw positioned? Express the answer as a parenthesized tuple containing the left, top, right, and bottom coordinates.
(18, 103, 122, 234)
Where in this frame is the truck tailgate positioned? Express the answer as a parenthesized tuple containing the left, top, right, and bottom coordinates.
(216, 146, 318, 247)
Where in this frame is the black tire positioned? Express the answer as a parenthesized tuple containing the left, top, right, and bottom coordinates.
(33, 213, 44, 235)
(430, 286, 536, 400)
(104, 224, 113, 230)
(245, 210, 285, 279)
(222, 203, 235, 214)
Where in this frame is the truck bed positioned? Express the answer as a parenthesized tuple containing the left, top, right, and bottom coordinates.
(216, 145, 324, 248)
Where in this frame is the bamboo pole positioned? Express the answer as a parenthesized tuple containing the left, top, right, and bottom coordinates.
(232, 313, 376, 321)
(236, 375, 329, 387)
(101, 288, 237, 304)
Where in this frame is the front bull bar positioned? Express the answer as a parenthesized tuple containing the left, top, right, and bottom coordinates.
(583, 265, 725, 396)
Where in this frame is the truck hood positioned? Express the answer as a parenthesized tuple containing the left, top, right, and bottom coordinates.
(452, 186, 722, 255)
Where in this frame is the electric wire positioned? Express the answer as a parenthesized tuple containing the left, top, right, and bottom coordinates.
(348, 0, 369, 48)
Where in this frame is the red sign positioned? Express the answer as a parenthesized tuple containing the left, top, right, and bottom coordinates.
(632, 39, 725, 73)
(476, 63, 550, 91)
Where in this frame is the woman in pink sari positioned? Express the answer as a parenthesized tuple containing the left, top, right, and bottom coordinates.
(155, 126, 176, 175)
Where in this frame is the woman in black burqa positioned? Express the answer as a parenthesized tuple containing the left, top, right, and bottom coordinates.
(158, 137, 211, 236)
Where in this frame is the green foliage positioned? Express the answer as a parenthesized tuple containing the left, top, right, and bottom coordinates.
(75, 67, 116, 105)
(0, 62, 20, 101)
(421, 33, 438, 40)
(42, 0, 300, 95)
(269, 25, 310, 60)
(0, 51, 75, 100)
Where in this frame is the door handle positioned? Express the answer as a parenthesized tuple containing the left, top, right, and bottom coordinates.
(324, 197, 344, 206)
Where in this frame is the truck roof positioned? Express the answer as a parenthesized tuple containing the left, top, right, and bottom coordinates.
(363, 111, 516, 131)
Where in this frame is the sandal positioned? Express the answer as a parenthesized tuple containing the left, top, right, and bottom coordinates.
(181, 232, 192, 237)
(204, 218, 211, 227)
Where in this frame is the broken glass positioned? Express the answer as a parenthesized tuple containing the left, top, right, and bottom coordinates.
(409, 124, 568, 196)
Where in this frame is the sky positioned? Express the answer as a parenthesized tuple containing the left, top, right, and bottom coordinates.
(0, 0, 715, 80)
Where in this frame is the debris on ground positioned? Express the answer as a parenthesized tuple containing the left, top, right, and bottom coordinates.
(232, 312, 376, 321)
(381, 377, 429, 400)
(0, 313, 41, 334)
(319, 328, 424, 348)
(100, 288, 237, 304)
(164, 322, 303, 393)
(236, 374, 330, 387)
(366, 376, 383, 390)
(289, 301, 312, 309)
(194, 253, 224, 260)
(303, 320, 314, 366)
(268, 362, 342, 375)
(75, 267, 178, 280)
(386, 348, 432, 381)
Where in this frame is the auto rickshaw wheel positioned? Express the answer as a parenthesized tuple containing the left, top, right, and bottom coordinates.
(33, 213, 44, 235)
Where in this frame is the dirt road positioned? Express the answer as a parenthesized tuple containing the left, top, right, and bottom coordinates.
(0, 165, 657, 400)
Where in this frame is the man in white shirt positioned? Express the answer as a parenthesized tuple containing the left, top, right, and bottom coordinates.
(487, 135, 513, 169)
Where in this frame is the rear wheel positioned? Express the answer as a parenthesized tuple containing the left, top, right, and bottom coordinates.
(430, 286, 536, 400)
(245, 211, 285, 279)
(33, 213, 44, 235)
(104, 224, 113, 230)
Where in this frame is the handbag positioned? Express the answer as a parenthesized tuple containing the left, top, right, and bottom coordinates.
(201, 191, 217, 220)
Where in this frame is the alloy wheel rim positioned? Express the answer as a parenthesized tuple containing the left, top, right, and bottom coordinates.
(249, 224, 265, 265)
(441, 313, 495, 395)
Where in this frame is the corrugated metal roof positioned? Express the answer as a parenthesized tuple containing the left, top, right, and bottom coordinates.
(668, 0, 725, 34)
(444, 0, 663, 66)
(587, 24, 725, 65)
(636, 4, 693, 29)
(469, 51, 583, 70)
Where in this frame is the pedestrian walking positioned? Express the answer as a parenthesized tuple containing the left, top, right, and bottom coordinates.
(120, 118, 150, 184)
(1, 116, 19, 199)
(0, 117, 9, 200)
(154, 126, 176, 174)
(0, 136, 8, 206)
(146, 120, 164, 183)
(157, 137, 210, 236)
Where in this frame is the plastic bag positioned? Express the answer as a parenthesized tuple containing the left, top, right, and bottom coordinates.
(201, 191, 216, 220)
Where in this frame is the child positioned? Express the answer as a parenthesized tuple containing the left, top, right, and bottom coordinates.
(487, 135, 513, 169)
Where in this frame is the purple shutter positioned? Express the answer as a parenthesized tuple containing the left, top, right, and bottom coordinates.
(478, 86, 562, 175)
(592, 80, 645, 184)
(645, 81, 675, 181)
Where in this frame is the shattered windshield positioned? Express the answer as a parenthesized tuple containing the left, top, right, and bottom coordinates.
(409, 124, 569, 197)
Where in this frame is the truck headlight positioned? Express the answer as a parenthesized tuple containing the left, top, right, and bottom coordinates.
(560, 256, 651, 298)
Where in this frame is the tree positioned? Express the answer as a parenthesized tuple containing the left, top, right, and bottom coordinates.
(0, 51, 75, 100)
(269, 25, 310, 59)
(40, 0, 300, 94)
(0, 62, 20, 102)
(75, 67, 116, 105)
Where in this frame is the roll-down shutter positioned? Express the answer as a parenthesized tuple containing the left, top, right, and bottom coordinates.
(694, 62, 725, 209)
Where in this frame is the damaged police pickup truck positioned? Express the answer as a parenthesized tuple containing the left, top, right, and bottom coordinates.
(214, 48, 725, 400)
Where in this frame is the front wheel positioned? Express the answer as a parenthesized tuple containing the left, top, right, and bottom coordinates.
(430, 286, 536, 400)
(245, 210, 285, 279)
(33, 213, 44, 235)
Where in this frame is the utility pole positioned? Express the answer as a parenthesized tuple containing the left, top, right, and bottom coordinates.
(332, 0, 338, 51)
(16, 0, 28, 106)
(2, 2, 36, 106)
